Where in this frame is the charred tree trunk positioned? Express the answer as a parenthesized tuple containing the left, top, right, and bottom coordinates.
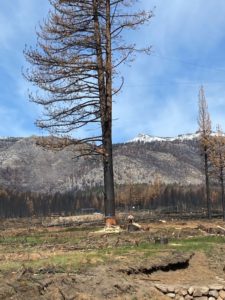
(219, 157, 225, 220)
(93, 0, 116, 225)
(103, 0, 116, 225)
(220, 176, 225, 221)
(103, 131, 115, 224)
(204, 148, 211, 219)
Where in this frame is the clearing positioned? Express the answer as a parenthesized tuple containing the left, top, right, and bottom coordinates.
(0, 214, 225, 299)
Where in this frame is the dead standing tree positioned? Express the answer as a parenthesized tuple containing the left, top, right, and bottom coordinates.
(24, 0, 152, 226)
(198, 86, 212, 219)
(209, 126, 225, 220)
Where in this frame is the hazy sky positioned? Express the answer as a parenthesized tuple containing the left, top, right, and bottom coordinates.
(1, 0, 225, 142)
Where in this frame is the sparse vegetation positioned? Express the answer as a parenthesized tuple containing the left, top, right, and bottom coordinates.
(0, 219, 225, 274)
(0, 216, 225, 298)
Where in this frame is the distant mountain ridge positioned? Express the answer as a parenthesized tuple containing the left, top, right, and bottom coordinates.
(0, 133, 204, 193)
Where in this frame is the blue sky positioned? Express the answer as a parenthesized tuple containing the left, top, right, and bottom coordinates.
(1, 1, 225, 142)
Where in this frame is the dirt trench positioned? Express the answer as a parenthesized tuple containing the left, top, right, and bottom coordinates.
(0, 251, 223, 300)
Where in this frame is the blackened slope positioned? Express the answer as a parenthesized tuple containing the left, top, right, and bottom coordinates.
(0, 136, 203, 193)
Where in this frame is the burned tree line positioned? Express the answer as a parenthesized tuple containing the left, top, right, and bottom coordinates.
(0, 184, 222, 218)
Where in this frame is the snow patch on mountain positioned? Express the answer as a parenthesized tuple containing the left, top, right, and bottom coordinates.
(128, 132, 201, 143)
(0, 137, 15, 140)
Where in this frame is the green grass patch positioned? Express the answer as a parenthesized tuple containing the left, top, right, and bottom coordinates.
(0, 250, 108, 274)
(169, 235, 225, 252)
(1, 234, 225, 273)
(104, 236, 225, 258)
(0, 233, 83, 247)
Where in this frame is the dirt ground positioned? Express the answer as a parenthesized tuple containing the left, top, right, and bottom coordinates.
(0, 215, 225, 299)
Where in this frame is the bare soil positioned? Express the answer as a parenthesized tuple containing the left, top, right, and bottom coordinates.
(0, 215, 225, 299)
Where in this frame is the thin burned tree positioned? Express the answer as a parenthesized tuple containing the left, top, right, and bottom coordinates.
(210, 126, 225, 220)
(198, 86, 212, 219)
(24, 0, 152, 225)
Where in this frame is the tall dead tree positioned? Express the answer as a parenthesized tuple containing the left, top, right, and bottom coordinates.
(210, 126, 225, 220)
(198, 86, 212, 219)
(24, 0, 152, 225)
